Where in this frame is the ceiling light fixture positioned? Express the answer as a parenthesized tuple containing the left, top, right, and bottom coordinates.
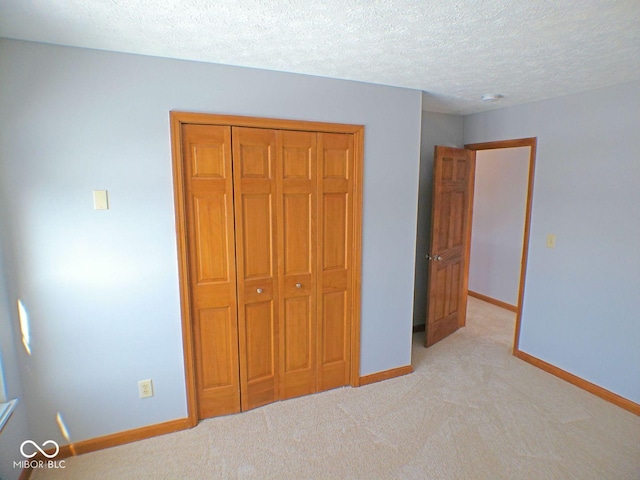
(481, 93, 504, 102)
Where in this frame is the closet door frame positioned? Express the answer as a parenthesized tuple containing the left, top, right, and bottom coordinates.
(170, 111, 364, 426)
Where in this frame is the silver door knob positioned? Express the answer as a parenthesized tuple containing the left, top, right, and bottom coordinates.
(256, 288, 263, 294)
(435, 255, 442, 261)
(295, 283, 302, 288)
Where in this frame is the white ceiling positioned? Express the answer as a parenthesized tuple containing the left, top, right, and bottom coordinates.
(1, 0, 639, 114)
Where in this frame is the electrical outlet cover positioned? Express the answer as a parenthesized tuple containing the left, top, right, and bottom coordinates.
(138, 379, 154, 399)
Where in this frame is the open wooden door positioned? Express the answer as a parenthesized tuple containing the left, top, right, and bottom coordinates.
(425, 146, 475, 347)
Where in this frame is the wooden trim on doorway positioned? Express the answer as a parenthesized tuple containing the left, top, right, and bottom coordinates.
(464, 137, 537, 355)
(170, 112, 364, 423)
(460, 149, 476, 328)
(350, 128, 365, 388)
(170, 113, 199, 427)
(170, 111, 364, 134)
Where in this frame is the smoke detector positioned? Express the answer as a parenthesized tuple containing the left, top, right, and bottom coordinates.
(481, 93, 504, 102)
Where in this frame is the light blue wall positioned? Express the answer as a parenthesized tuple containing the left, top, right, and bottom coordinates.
(464, 80, 640, 403)
(0, 218, 31, 480)
(0, 38, 421, 446)
(413, 112, 464, 326)
(469, 147, 530, 306)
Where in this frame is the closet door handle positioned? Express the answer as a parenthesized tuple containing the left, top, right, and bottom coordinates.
(256, 288, 263, 294)
(295, 283, 302, 289)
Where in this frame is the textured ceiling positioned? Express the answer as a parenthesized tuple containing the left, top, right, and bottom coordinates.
(1, 0, 639, 114)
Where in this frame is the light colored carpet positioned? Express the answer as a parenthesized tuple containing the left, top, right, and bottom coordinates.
(33, 298, 640, 479)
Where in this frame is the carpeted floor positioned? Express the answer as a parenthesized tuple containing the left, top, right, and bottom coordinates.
(33, 298, 640, 479)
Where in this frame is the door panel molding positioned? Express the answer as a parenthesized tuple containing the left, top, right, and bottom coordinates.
(233, 126, 280, 411)
(171, 112, 364, 425)
(277, 130, 318, 400)
(175, 124, 240, 420)
(317, 133, 355, 390)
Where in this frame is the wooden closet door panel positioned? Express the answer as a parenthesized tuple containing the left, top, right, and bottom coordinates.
(317, 133, 353, 391)
(233, 127, 279, 411)
(277, 130, 317, 400)
(181, 124, 240, 418)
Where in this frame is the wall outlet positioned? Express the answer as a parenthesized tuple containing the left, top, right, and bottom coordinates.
(138, 379, 154, 399)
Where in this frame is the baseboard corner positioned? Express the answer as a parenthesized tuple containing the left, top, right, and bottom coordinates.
(359, 365, 413, 386)
(468, 290, 517, 312)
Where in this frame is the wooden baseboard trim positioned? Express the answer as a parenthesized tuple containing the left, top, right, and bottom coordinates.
(359, 365, 413, 386)
(468, 290, 517, 312)
(514, 349, 640, 416)
(63, 417, 190, 457)
(19, 467, 33, 480)
(413, 324, 425, 333)
(21, 417, 191, 478)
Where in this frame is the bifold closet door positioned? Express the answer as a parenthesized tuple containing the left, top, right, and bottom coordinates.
(277, 130, 318, 400)
(181, 124, 241, 418)
(317, 133, 354, 391)
(232, 127, 280, 411)
(179, 121, 355, 418)
(232, 127, 319, 409)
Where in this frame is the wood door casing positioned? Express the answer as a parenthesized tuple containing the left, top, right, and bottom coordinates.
(171, 112, 364, 423)
(425, 146, 474, 347)
(464, 137, 537, 355)
(181, 124, 241, 418)
(233, 127, 280, 411)
(317, 133, 354, 390)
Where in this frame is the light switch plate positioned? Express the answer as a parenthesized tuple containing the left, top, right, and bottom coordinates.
(93, 190, 109, 210)
(546, 233, 556, 248)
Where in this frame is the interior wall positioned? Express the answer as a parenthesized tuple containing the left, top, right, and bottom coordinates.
(464, 80, 640, 404)
(0, 38, 422, 446)
(413, 111, 464, 326)
(0, 212, 31, 480)
(468, 147, 529, 306)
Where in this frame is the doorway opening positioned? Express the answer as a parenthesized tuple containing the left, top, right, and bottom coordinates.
(465, 138, 536, 353)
